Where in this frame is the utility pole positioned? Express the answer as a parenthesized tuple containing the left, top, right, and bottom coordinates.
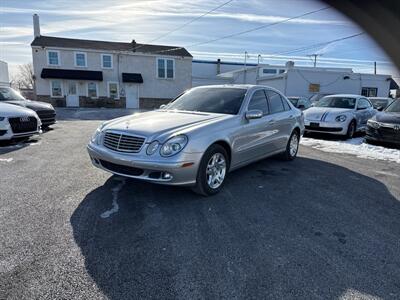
(244, 51, 249, 83)
(257, 54, 262, 65)
(374, 61, 377, 74)
(308, 54, 320, 67)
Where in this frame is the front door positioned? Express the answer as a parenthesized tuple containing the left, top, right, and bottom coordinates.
(66, 81, 79, 107)
(126, 84, 139, 109)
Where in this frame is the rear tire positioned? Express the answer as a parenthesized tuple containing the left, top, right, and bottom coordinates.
(280, 130, 300, 161)
(192, 144, 229, 196)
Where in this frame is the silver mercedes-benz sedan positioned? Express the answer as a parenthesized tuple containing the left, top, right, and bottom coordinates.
(304, 94, 376, 138)
(87, 85, 304, 196)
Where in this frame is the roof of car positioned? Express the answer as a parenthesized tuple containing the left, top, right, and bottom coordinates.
(323, 94, 363, 98)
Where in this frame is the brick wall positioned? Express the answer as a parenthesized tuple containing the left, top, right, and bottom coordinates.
(139, 98, 171, 109)
(79, 97, 126, 108)
(36, 95, 66, 107)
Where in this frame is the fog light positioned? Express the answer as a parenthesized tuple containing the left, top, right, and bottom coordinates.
(162, 172, 172, 180)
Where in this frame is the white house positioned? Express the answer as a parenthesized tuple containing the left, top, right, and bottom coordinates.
(193, 59, 397, 98)
(0, 60, 10, 86)
(31, 15, 192, 109)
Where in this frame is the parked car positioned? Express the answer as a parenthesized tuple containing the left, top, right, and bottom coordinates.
(0, 86, 56, 127)
(87, 85, 304, 196)
(368, 97, 394, 111)
(366, 99, 400, 145)
(0, 102, 41, 141)
(303, 94, 376, 138)
(308, 93, 332, 103)
(287, 96, 312, 110)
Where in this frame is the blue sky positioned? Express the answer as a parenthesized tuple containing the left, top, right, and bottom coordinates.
(1, 0, 398, 78)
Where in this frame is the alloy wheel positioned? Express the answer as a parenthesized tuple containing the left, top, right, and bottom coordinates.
(206, 153, 227, 189)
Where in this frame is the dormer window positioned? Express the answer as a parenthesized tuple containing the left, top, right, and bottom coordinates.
(47, 50, 60, 66)
(75, 52, 87, 67)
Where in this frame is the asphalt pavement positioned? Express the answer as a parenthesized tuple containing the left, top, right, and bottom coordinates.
(1, 111, 399, 299)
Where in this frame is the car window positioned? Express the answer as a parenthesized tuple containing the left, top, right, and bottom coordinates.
(0, 87, 26, 101)
(248, 90, 269, 115)
(357, 98, 370, 109)
(385, 100, 400, 112)
(266, 90, 285, 114)
(370, 98, 389, 109)
(316, 97, 356, 109)
(282, 97, 291, 110)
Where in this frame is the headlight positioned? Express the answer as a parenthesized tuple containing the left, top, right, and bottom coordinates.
(367, 119, 380, 129)
(146, 141, 159, 155)
(160, 135, 188, 157)
(335, 115, 347, 122)
(0, 117, 5, 121)
(91, 123, 106, 144)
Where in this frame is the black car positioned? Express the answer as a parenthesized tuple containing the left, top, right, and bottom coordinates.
(0, 86, 56, 127)
(366, 99, 400, 145)
(368, 97, 394, 111)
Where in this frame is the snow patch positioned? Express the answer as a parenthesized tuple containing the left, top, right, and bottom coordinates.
(100, 177, 126, 219)
(0, 158, 13, 163)
(301, 137, 400, 164)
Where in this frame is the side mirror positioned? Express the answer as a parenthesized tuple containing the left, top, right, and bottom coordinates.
(245, 109, 263, 120)
(159, 104, 167, 109)
(298, 104, 305, 110)
(377, 106, 384, 111)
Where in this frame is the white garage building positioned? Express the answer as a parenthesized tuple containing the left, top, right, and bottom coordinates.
(193, 60, 397, 98)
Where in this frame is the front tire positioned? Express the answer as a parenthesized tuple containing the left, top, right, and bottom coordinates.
(346, 120, 356, 139)
(192, 144, 229, 196)
(281, 130, 300, 161)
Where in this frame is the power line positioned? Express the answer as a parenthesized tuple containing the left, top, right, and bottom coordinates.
(132, 0, 235, 52)
(150, 6, 331, 55)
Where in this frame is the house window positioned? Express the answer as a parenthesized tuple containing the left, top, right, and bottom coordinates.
(157, 58, 174, 79)
(75, 52, 87, 67)
(108, 82, 119, 99)
(262, 68, 277, 75)
(47, 50, 60, 66)
(361, 87, 378, 97)
(101, 54, 113, 69)
(50, 80, 63, 97)
(87, 82, 98, 98)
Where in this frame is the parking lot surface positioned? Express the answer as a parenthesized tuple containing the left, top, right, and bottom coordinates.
(1, 110, 400, 299)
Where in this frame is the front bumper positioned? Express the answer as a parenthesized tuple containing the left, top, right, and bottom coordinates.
(87, 142, 202, 186)
(304, 119, 347, 135)
(366, 125, 400, 145)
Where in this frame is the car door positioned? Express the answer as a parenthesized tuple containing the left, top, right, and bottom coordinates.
(356, 98, 372, 128)
(233, 89, 276, 164)
(265, 90, 293, 151)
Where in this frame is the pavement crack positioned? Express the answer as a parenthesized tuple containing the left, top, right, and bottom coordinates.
(100, 177, 126, 219)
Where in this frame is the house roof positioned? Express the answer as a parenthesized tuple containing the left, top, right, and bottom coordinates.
(31, 35, 192, 57)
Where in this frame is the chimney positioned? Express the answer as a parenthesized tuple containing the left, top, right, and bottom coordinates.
(217, 58, 221, 75)
(33, 14, 40, 38)
(131, 39, 136, 52)
(285, 61, 295, 69)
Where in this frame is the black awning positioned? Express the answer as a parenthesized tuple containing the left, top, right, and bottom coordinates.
(41, 68, 103, 81)
(122, 73, 143, 83)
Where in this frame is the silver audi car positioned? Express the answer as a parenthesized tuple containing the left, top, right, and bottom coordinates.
(87, 85, 304, 196)
(304, 94, 376, 138)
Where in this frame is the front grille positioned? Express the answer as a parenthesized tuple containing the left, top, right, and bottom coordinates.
(103, 131, 145, 153)
(99, 159, 143, 176)
(378, 127, 400, 141)
(8, 117, 38, 134)
(36, 109, 56, 124)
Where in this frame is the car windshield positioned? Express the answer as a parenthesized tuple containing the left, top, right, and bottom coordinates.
(288, 98, 299, 106)
(369, 98, 390, 109)
(166, 87, 247, 115)
(315, 96, 356, 109)
(0, 87, 26, 101)
(385, 100, 400, 112)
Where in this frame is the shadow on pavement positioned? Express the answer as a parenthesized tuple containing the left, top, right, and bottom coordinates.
(0, 137, 41, 155)
(70, 157, 400, 299)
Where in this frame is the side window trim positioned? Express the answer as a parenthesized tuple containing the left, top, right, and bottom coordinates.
(265, 89, 285, 114)
(247, 89, 269, 116)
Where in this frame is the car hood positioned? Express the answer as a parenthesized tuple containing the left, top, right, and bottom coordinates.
(5, 99, 53, 111)
(0, 102, 39, 117)
(102, 110, 230, 142)
(304, 107, 353, 121)
(373, 111, 400, 124)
